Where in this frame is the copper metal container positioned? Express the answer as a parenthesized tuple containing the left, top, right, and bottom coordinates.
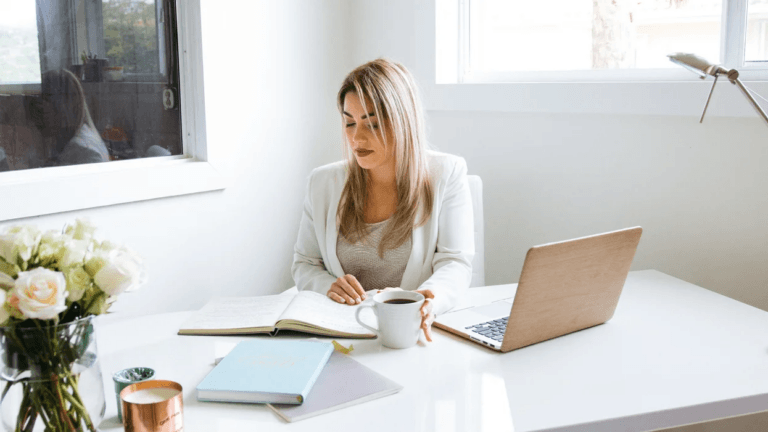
(120, 380, 184, 432)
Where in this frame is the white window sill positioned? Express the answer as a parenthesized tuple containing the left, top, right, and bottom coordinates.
(421, 79, 768, 117)
(0, 157, 229, 221)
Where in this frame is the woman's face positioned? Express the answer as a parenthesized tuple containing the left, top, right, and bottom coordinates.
(343, 92, 395, 173)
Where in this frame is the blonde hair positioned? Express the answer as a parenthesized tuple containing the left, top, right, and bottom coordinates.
(336, 59, 433, 257)
(41, 69, 98, 154)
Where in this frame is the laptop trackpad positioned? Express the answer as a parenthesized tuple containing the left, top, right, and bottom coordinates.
(472, 301, 513, 319)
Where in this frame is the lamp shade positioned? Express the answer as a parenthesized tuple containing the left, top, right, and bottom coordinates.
(667, 53, 726, 77)
(667, 52, 768, 127)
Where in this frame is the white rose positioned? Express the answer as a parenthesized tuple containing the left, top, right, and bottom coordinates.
(65, 266, 91, 301)
(97, 240, 119, 254)
(59, 239, 89, 269)
(0, 291, 9, 325)
(94, 248, 146, 296)
(66, 219, 97, 241)
(12, 267, 67, 320)
(0, 226, 40, 265)
(38, 230, 66, 263)
(83, 240, 119, 277)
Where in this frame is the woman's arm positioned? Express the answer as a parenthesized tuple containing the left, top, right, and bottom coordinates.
(418, 157, 475, 316)
(291, 170, 339, 296)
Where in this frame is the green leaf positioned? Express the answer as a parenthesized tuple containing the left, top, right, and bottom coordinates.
(0, 258, 19, 278)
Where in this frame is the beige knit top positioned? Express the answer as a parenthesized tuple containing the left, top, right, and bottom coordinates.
(336, 219, 412, 292)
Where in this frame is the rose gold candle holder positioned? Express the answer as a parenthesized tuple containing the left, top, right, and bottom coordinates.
(120, 380, 184, 432)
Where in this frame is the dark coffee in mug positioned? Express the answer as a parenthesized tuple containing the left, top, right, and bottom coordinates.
(384, 299, 416, 305)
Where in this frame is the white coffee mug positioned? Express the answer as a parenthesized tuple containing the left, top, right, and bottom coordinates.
(355, 290, 425, 349)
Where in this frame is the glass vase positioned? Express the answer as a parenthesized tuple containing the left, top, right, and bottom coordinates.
(0, 316, 105, 432)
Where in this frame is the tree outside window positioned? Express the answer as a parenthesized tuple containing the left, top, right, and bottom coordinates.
(102, 0, 159, 76)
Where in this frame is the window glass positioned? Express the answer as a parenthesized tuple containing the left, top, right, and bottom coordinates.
(469, 0, 722, 73)
(0, 0, 181, 173)
(0, 0, 40, 84)
(746, 0, 768, 62)
(103, 0, 164, 77)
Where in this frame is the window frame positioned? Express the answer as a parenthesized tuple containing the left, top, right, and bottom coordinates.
(456, 0, 768, 84)
(0, 0, 227, 222)
(424, 0, 768, 118)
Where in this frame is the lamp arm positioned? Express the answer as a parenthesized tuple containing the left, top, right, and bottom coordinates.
(700, 75, 718, 124)
(731, 77, 768, 127)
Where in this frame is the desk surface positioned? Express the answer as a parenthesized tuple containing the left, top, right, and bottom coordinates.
(95, 270, 768, 432)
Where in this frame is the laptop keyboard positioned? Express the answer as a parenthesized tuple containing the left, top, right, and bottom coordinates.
(466, 317, 508, 342)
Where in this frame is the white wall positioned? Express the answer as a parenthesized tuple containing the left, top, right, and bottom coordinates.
(6, 0, 767, 318)
(430, 112, 768, 310)
(349, 0, 768, 311)
(4, 0, 352, 316)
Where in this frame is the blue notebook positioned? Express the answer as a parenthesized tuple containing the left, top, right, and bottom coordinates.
(196, 339, 333, 404)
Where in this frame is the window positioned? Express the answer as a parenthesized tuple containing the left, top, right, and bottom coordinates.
(454, 0, 768, 83)
(0, 0, 225, 221)
(0, 0, 181, 172)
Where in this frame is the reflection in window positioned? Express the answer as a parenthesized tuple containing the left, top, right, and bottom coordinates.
(0, 0, 181, 172)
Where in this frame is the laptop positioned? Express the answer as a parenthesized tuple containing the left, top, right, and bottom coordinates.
(433, 227, 643, 353)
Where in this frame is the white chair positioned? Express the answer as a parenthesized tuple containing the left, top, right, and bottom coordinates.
(466, 175, 485, 287)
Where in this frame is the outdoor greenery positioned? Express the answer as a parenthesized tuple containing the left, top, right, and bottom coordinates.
(103, 0, 159, 74)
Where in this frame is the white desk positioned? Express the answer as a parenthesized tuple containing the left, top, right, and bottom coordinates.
(94, 270, 768, 431)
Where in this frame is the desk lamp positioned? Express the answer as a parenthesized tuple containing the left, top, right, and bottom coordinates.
(668, 52, 768, 126)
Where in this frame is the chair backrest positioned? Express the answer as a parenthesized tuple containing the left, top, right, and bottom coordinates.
(466, 175, 485, 287)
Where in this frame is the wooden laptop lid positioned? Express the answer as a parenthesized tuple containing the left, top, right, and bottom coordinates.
(500, 227, 643, 353)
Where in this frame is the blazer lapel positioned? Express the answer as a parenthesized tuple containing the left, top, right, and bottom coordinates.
(326, 179, 344, 279)
(400, 210, 427, 290)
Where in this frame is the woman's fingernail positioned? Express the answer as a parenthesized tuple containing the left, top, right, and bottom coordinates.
(356, 298, 361, 304)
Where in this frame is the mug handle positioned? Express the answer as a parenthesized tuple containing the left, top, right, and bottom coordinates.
(355, 304, 379, 336)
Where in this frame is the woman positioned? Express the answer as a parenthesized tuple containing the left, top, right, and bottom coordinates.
(292, 59, 475, 341)
(31, 69, 109, 166)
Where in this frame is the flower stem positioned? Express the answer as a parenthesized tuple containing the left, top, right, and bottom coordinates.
(60, 384, 85, 412)
(52, 374, 77, 431)
(16, 383, 32, 432)
(66, 372, 97, 432)
(5, 318, 100, 432)
(28, 385, 55, 432)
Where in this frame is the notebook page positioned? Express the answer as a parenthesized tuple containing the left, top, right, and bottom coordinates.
(179, 294, 295, 333)
(278, 291, 375, 337)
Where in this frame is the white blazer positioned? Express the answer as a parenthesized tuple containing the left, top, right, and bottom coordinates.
(291, 151, 475, 315)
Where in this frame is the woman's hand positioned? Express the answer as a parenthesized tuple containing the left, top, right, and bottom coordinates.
(328, 274, 367, 305)
(415, 289, 435, 342)
(376, 287, 436, 342)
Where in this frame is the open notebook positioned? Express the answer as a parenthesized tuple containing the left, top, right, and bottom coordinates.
(178, 291, 376, 339)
